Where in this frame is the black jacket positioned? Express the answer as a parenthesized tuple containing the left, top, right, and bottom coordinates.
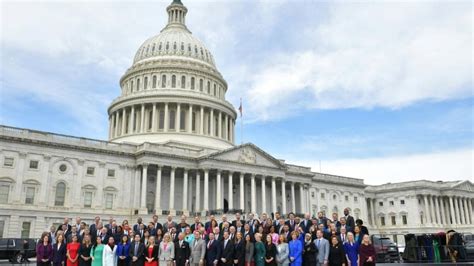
(129, 241, 145, 266)
(220, 239, 234, 265)
(175, 240, 191, 266)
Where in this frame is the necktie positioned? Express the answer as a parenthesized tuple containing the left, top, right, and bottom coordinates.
(134, 243, 138, 256)
(208, 240, 212, 249)
(317, 239, 320, 248)
(224, 240, 227, 249)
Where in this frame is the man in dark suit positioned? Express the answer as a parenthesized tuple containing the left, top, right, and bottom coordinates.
(242, 224, 254, 242)
(89, 216, 101, 240)
(316, 212, 328, 229)
(285, 212, 297, 231)
(206, 232, 221, 266)
(56, 217, 72, 235)
(191, 216, 204, 232)
(247, 213, 257, 233)
(231, 213, 244, 229)
(133, 217, 143, 234)
(356, 219, 369, 235)
(104, 217, 114, 231)
(175, 232, 191, 266)
(169, 227, 179, 243)
(219, 231, 234, 266)
(299, 213, 313, 233)
(343, 208, 355, 233)
(130, 234, 145, 266)
(152, 215, 163, 235)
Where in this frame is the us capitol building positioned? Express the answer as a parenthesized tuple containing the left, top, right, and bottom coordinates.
(0, 0, 472, 241)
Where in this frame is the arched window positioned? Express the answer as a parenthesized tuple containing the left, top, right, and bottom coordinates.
(181, 42, 184, 51)
(213, 84, 216, 95)
(166, 42, 169, 51)
(207, 81, 210, 93)
(152, 76, 157, 88)
(169, 110, 176, 130)
(199, 79, 203, 91)
(181, 76, 186, 89)
(152, 44, 155, 53)
(136, 78, 140, 91)
(191, 77, 195, 90)
(171, 75, 176, 88)
(173, 42, 177, 51)
(180, 110, 186, 130)
(148, 110, 153, 130)
(55, 182, 66, 206)
(144, 77, 148, 90)
(215, 117, 219, 136)
(130, 80, 134, 92)
(159, 43, 162, 51)
(158, 110, 165, 130)
(192, 112, 196, 131)
(161, 75, 166, 88)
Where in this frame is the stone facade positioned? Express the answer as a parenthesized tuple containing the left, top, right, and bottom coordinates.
(0, 0, 472, 242)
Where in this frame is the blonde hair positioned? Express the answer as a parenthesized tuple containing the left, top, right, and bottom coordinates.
(163, 233, 171, 242)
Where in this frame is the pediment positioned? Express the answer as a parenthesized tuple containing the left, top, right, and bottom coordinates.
(451, 180, 474, 192)
(202, 143, 285, 169)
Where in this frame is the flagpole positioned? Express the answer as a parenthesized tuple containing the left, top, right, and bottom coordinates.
(240, 97, 243, 145)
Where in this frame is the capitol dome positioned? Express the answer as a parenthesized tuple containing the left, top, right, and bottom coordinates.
(107, 0, 237, 150)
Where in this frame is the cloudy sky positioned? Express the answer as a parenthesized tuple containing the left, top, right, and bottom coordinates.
(1, 0, 472, 185)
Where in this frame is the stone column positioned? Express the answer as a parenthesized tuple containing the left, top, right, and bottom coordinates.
(281, 179, 287, 215)
(261, 175, 266, 213)
(299, 184, 305, 213)
(195, 170, 201, 212)
(271, 177, 277, 214)
(140, 164, 148, 212)
(459, 197, 465, 224)
(449, 196, 456, 224)
(216, 170, 222, 209)
(423, 195, 430, 224)
(152, 103, 157, 132)
(140, 104, 145, 133)
(121, 108, 127, 135)
(164, 103, 169, 132)
(130, 105, 135, 133)
(204, 169, 209, 211)
(176, 103, 181, 131)
(251, 174, 256, 213)
(371, 198, 376, 226)
(467, 198, 473, 224)
(240, 173, 245, 211)
(432, 196, 439, 224)
(228, 171, 234, 210)
(169, 167, 175, 210)
(188, 105, 193, 133)
(442, 197, 449, 225)
(210, 109, 214, 136)
(291, 182, 296, 212)
(229, 119, 233, 142)
(454, 197, 461, 225)
(218, 112, 222, 138)
(133, 167, 141, 208)
(437, 197, 444, 225)
(108, 115, 113, 138)
(200, 106, 204, 135)
(183, 169, 188, 211)
(224, 115, 228, 140)
(115, 111, 120, 137)
(155, 166, 162, 213)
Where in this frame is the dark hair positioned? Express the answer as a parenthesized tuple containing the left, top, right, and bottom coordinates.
(356, 219, 363, 225)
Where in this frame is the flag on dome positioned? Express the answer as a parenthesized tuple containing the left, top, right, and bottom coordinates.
(238, 98, 243, 117)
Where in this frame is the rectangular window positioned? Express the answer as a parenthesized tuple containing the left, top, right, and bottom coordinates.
(311, 192, 315, 198)
(180, 111, 186, 130)
(391, 216, 396, 225)
(379, 202, 383, 206)
(29, 160, 39, 169)
(402, 215, 407, 225)
(25, 187, 35, 204)
(105, 193, 113, 209)
(321, 193, 325, 199)
(169, 110, 176, 130)
(0, 185, 9, 204)
(3, 157, 14, 167)
(107, 169, 115, 177)
(0, 220, 4, 238)
(390, 201, 394, 206)
(345, 195, 349, 201)
(400, 200, 405, 205)
(86, 167, 95, 175)
(84, 192, 93, 208)
(380, 217, 385, 226)
(21, 222, 31, 238)
(159, 110, 165, 130)
(354, 196, 358, 202)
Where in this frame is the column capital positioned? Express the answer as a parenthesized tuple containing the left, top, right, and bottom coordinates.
(203, 168, 210, 174)
(142, 163, 149, 168)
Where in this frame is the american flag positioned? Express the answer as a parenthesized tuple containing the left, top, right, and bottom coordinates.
(238, 98, 243, 117)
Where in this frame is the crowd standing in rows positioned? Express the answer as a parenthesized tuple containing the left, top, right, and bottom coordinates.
(36, 208, 376, 266)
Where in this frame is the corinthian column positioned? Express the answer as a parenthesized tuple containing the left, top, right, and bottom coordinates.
(271, 177, 277, 213)
(251, 174, 256, 213)
(228, 172, 233, 210)
(204, 169, 209, 211)
(281, 179, 286, 215)
(216, 170, 222, 209)
(261, 176, 266, 213)
(449, 196, 456, 224)
(169, 167, 175, 210)
(155, 166, 162, 212)
(140, 164, 148, 212)
(240, 173, 245, 211)
(183, 169, 188, 211)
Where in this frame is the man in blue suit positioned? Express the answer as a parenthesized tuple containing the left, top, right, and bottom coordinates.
(205, 232, 221, 266)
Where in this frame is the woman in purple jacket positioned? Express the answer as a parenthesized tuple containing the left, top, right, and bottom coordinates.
(37, 232, 53, 266)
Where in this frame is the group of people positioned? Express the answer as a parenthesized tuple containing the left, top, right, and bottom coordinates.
(36, 208, 377, 266)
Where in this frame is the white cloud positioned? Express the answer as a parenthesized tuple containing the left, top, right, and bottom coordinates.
(293, 148, 473, 185)
(243, 2, 472, 122)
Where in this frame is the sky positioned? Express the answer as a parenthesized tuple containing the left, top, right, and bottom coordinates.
(1, 0, 472, 185)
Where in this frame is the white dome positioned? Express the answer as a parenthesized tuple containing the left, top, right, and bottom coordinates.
(133, 29, 216, 67)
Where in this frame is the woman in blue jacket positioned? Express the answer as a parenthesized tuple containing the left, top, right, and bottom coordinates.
(116, 235, 131, 266)
(288, 231, 303, 266)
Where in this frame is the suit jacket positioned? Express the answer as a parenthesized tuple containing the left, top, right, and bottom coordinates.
(285, 220, 297, 231)
(190, 238, 206, 264)
(129, 241, 145, 266)
(143, 245, 159, 261)
(299, 220, 313, 234)
(232, 240, 245, 266)
(175, 240, 191, 266)
(242, 231, 254, 243)
(191, 222, 204, 232)
(220, 239, 234, 265)
(52, 242, 66, 264)
(205, 239, 221, 266)
(159, 241, 175, 261)
(314, 238, 330, 263)
(164, 221, 178, 233)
